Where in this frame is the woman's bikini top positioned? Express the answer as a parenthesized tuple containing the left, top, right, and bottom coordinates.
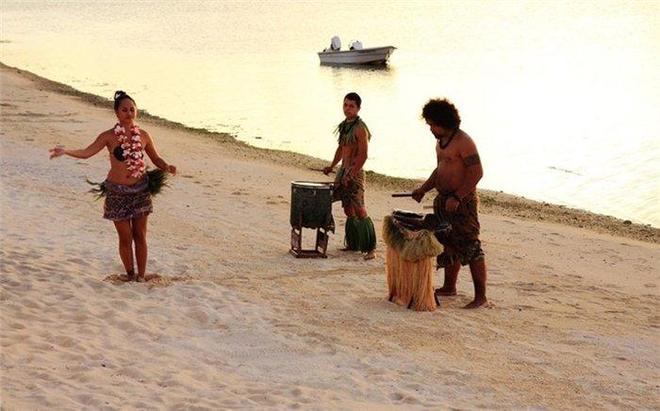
(112, 145, 125, 161)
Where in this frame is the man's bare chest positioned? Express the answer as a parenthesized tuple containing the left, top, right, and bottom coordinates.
(437, 147, 461, 164)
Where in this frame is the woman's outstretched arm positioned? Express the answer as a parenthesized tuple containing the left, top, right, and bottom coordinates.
(50, 133, 107, 159)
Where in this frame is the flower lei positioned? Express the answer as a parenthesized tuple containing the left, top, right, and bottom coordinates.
(114, 123, 145, 178)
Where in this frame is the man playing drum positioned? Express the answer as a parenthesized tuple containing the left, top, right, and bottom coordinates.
(323, 92, 377, 260)
(411, 98, 488, 308)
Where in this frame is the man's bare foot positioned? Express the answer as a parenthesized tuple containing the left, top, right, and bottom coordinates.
(434, 287, 457, 296)
(463, 298, 489, 309)
(136, 274, 146, 283)
(364, 250, 376, 260)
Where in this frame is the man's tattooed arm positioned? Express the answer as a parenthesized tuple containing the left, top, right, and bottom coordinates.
(463, 153, 481, 167)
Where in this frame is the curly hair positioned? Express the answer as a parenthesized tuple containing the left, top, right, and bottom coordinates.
(421, 98, 461, 130)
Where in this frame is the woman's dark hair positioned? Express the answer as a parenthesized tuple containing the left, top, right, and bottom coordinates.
(421, 98, 461, 130)
(113, 90, 136, 111)
(344, 92, 362, 108)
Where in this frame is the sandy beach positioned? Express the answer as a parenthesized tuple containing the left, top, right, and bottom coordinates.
(1, 64, 659, 409)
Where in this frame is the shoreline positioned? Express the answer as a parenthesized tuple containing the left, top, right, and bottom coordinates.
(2, 62, 655, 243)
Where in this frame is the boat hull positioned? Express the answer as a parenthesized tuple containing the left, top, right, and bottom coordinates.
(318, 46, 396, 65)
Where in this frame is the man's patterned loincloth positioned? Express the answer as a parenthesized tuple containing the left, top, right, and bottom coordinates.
(433, 191, 484, 267)
(332, 167, 365, 210)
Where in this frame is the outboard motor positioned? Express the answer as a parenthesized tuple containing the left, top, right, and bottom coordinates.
(349, 40, 363, 50)
(330, 36, 341, 51)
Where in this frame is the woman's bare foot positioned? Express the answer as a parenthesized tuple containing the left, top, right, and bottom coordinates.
(463, 298, 489, 309)
(364, 250, 376, 260)
(126, 270, 136, 282)
(434, 287, 457, 296)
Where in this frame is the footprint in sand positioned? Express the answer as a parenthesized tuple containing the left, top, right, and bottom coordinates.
(67, 257, 90, 266)
(265, 195, 288, 205)
(103, 273, 192, 288)
(390, 392, 406, 401)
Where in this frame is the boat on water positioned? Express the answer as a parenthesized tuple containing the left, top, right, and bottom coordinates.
(318, 36, 396, 65)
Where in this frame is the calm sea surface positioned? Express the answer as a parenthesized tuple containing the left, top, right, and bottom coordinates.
(2, 0, 659, 226)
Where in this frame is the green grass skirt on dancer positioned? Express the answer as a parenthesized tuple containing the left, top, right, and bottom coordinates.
(345, 216, 377, 252)
(87, 168, 169, 200)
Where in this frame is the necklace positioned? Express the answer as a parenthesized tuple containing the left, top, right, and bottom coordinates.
(113, 123, 145, 178)
(439, 128, 458, 150)
(336, 116, 361, 145)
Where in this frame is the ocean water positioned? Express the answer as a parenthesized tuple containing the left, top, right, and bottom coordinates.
(2, 0, 659, 226)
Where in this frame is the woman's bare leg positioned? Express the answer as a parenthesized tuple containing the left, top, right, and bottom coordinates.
(132, 215, 149, 281)
(113, 220, 135, 279)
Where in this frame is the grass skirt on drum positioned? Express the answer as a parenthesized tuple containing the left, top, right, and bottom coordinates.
(382, 215, 444, 311)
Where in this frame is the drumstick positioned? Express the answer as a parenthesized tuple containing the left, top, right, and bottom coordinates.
(392, 193, 434, 209)
(308, 167, 336, 174)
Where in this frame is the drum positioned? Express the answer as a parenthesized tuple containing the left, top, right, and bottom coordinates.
(382, 210, 450, 311)
(290, 181, 335, 258)
(290, 181, 335, 230)
(391, 209, 451, 242)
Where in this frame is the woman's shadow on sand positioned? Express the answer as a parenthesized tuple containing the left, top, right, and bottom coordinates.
(103, 273, 192, 288)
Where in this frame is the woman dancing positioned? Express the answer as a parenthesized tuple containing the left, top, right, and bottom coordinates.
(49, 91, 177, 281)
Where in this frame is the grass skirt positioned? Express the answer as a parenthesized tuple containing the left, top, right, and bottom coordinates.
(345, 216, 377, 252)
(87, 168, 169, 200)
(382, 215, 443, 311)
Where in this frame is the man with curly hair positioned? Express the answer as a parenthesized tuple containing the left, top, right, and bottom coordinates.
(412, 98, 488, 308)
